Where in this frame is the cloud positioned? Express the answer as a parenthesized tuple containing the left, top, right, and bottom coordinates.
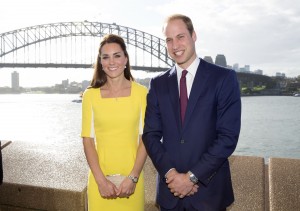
(1, 0, 299, 77)
(151, 0, 300, 77)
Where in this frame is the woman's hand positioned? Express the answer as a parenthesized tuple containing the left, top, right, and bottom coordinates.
(116, 177, 136, 198)
(97, 179, 118, 199)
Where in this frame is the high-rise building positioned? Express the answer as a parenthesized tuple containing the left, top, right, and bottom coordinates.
(62, 79, 69, 88)
(215, 54, 227, 67)
(203, 56, 214, 64)
(245, 65, 250, 72)
(82, 80, 90, 91)
(254, 69, 263, 75)
(276, 72, 285, 78)
(233, 63, 239, 72)
(239, 67, 246, 72)
(11, 71, 19, 91)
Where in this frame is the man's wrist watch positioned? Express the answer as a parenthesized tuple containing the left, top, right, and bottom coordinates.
(128, 175, 138, 183)
(188, 171, 198, 184)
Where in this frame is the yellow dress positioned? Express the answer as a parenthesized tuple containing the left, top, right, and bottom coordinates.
(81, 81, 147, 211)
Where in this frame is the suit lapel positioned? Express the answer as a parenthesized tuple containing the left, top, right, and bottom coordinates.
(183, 59, 209, 129)
(167, 67, 181, 131)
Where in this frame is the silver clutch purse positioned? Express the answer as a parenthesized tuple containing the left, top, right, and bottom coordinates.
(106, 174, 126, 188)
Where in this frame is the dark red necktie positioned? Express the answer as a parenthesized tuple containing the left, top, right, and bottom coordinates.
(180, 70, 188, 124)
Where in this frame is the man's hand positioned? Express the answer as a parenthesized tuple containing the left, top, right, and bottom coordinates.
(187, 184, 199, 196)
(165, 169, 199, 198)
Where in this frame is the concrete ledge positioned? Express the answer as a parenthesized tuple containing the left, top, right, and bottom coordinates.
(0, 183, 86, 210)
(228, 155, 265, 211)
(0, 141, 88, 210)
(144, 158, 159, 211)
(1, 140, 300, 211)
(269, 157, 300, 211)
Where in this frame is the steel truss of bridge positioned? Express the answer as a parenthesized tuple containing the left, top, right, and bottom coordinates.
(0, 62, 169, 72)
(0, 21, 173, 71)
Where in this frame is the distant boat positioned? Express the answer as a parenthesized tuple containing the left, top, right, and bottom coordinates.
(293, 93, 300, 97)
(72, 99, 82, 103)
(72, 92, 83, 103)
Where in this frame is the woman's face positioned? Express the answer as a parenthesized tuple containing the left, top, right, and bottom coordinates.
(100, 43, 128, 80)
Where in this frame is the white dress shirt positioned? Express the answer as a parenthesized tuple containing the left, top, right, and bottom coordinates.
(176, 57, 200, 98)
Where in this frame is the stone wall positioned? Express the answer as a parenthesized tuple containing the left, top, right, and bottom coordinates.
(1, 140, 299, 210)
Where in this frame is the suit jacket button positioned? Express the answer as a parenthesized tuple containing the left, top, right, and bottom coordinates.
(180, 139, 185, 144)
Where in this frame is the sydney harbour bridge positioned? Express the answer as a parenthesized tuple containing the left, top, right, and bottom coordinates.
(0, 21, 274, 89)
(0, 21, 173, 72)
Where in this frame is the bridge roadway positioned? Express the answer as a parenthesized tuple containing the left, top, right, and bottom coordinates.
(0, 63, 169, 72)
(0, 61, 276, 91)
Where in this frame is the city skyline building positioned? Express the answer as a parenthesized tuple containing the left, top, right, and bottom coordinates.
(202, 54, 283, 77)
(203, 56, 214, 64)
(233, 63, 239, 72)
(62, 79, 69, 89)
(81, 80, 90, 91)
(254, 69, 263, 75)
(245, 65, 250, 72)
(215, 54, 227, 67)
(11, 71, 19, 91)
(276, 72, 286, 78)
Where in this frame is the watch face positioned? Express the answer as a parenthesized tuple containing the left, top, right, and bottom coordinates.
(190, 175, 198, 184)
(129, 175, 138, 183)
(191, 176, 197, 183)
(188, 171, 198, 184)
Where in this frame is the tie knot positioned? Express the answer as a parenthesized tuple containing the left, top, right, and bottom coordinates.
(181, 70, 188, 78)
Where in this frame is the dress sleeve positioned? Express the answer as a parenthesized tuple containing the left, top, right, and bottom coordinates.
(81, 89, 95, 138)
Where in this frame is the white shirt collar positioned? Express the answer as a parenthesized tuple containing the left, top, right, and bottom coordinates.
(175, 57, 200, 77)
(175, 57, 200, 97)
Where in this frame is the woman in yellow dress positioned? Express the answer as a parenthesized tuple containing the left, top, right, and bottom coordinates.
(81, 34, 148, 210)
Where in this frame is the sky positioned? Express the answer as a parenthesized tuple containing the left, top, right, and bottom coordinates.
(0, 0, 300, 87)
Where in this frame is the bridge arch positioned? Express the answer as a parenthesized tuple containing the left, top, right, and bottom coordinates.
(0, 21, 173, 69)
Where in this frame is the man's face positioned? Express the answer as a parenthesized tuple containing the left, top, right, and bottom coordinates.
(163, 19, 197, 69)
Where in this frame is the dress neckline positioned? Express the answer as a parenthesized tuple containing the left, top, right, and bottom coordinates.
(99, 81, 134, 100)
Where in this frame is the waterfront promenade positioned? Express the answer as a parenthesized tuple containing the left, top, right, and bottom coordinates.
(1, 139, 300, 210)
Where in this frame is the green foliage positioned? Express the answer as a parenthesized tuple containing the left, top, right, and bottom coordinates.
(241, 86, 266, 95)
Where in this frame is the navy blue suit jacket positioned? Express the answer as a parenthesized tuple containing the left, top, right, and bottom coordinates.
(142, 58, 241, 210)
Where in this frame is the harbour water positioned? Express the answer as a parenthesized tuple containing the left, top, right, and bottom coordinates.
(0, 94, 299, 161)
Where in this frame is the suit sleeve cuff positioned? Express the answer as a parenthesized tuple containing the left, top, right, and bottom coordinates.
(164, 168, 175, 178)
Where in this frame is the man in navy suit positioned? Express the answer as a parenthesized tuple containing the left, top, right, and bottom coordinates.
(142, 14, 241, 211)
